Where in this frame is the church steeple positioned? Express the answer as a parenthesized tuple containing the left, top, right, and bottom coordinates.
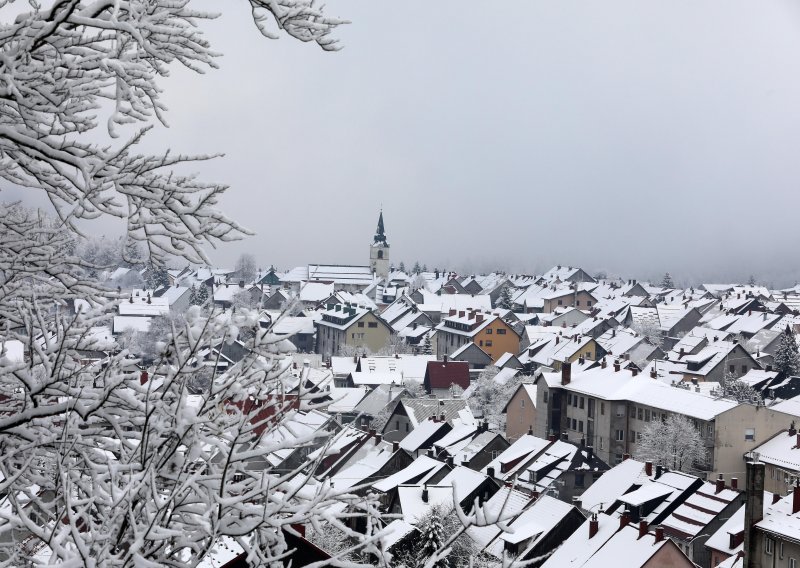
(370, 210, 390, 278)
(374, 211, 388, 246)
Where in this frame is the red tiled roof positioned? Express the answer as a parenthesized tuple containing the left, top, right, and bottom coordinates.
(424, 361, 470, 390)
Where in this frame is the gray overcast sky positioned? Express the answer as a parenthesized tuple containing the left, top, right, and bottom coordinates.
(10, 1, 800, 285)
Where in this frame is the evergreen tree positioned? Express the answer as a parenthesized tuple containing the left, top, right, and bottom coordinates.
(412, 261, 422, 275)
(748, 274, 757, 287)
(774, 326, 800, 377)
(422, 333, 433, 356)
(195, 284, 209, 306)
(399, 261, 406, 273)
(661, 272, 674, 288)
(497, 285, 513, 309)
(422, 264, 427, 272)
(143, 264, 170, 291)
(417, 506, 450, 568)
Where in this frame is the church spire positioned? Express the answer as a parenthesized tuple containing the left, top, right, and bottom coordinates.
(374, 210, 388, 246)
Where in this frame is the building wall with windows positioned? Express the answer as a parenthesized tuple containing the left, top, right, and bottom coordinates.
(713, 405, 795, 482)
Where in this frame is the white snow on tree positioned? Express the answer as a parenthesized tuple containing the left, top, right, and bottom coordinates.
(661, 272, 675, 288)
(721, 372, 763, 405)
(0, 1, 398, 565)
(635, 414, 706, 473)
(496, 285, 513, 310)
(774, 326, 800, 377)
(416, 504, 451, 568)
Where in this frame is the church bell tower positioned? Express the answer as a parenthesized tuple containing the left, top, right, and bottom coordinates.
(370, 211, 390, 279)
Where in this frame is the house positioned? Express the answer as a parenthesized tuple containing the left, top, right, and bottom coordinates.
(447, 429, 511, 472)
(535, 361, 740, 470)
(541, 511, 695, 568)
(748, 426, 800, 495)
(423, 360, 470, 396)
(449, 342, 493, 376)
(314, 303, 393, 358)
(504, 383, 538, 442)
(434, 310, 521, 362)
(381, 398, 473, 442)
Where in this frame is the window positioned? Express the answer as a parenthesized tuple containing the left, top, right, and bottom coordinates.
(486, 328, 493, 334)
(779, 541, 784, 559)
(588, 399, 595, 418)
(485, 340, 493, 347)
(573, 396, 578, 408)
(599, 437, 604, 449)
(572, 418, 577, 430)
(396, 420, 400, 430)
(521, 399, 525, 408)
(765, 538, 774, 555)
(637, 431, 642, 441)
(575, 473, 585, 487)
(576, 300, 581, 306)
(497, 329, 507, 335)
(789, 557, 795, 568)
(357, 321, 364, 328)
(558, 299, 563, 305)
(579, 397, 585, 409)
(741, 365, 747, 374)
(479, 340, 483, 347)
(588, 301, 593, 307)
(615, 430, 624, 441)
(601, 403, 605, 416)
(491, 450, 501, 460)
(630, 430, 636, 443)
(578, 421, 584, 433)
(586, 351, 591, 358)
(729, 364, 735, 374)
(707, 424, 714, 436)
(645, 409, 651, 422)
(745, 428, 756, 441)
(543, 391, 549, 404)
(368, 322, 378, 328)
(615, 405, 625, 417)
(405, 423, 409, 432)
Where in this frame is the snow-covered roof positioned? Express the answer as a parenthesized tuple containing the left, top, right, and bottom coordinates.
(113, 315, 152, 334)
(372, 455, 445, 493)
(751, 429, 800, 471)
(117, 294, 169, 316)
(398, 419, 450, 453)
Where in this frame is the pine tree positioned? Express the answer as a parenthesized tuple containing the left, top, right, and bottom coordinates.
(774, 326, 800, 377)
(417, 506, 450, 568)
(422, 333, 433, 355)
(413, 261, 422, 275)
(497, 285, 513, 309)
(144, 264, 170, 291)
(661, 272, 674, 288)
(399, 261, 406, 273)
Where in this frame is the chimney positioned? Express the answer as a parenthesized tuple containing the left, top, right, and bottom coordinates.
(729, 531, 744, 550)
(620, 509, 630, 529)
(793, 481, 800, 515)
(140, 370, 149, 385)
(487, 467, 495, 478)
(458, 310, 465, 318)
(716, 473, 725, 494)
(654, 526, 664, 542)
(645, 461, 653, 477)
(586, 445, 594, 462)
(440, 413, 445, 422)
(392, 441, 399, 452)
(613, 360, 621, 372)
(422, 485, 429, 503)
(655, 465, 663, 479)
(601, 357, 607, 369)
(369, 429, 376, 437)
(638, 520, 648, 539)
(622, 453, 630, 461)
(427, 448, 435, 458)
(476, 314, 484, 323)
(449, 308, 456, 317)
(743, 460, 765, 566)
(650, 367, 657, 379)
(632, 368, 638, 377)
(791, 423, 798, 437)
(589, 514, 599, 539)
(375, 434, 382, 445)
(772, 492, 781, 505)
(731, 477, 738, 490)
(679, 348, 685, 358)
(548, 433, 556, 442)
(561, 361, 572, 385)
(556, 336, 560, 345)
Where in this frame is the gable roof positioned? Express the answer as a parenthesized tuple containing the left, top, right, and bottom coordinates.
(425, 360, 470, 390)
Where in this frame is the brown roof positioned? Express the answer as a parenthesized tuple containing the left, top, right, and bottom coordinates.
(424, 360, 470, 391)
